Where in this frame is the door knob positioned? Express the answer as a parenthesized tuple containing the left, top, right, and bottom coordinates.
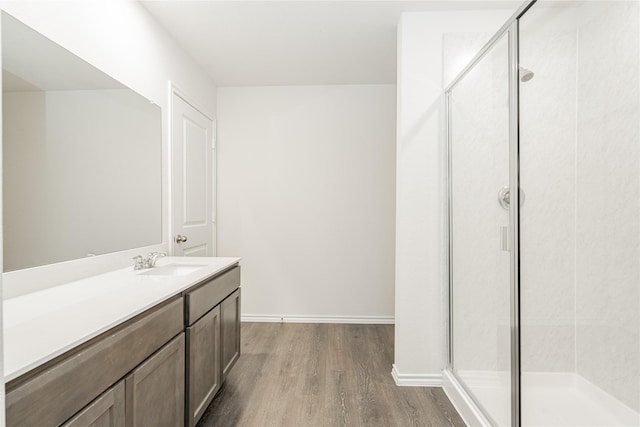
(175, 234, 188, 243)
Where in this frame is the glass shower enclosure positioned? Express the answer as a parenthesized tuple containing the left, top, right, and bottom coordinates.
(445, 1, 640, 426)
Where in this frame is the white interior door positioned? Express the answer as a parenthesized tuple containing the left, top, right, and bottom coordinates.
(171, 92, 215, 256)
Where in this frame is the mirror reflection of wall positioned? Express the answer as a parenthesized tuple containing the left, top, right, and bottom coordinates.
(2, 13, 162, 272)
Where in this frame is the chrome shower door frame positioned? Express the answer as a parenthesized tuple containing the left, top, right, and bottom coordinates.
(444, 1, 536, 425)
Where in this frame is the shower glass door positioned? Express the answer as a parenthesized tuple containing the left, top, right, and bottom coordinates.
(448, 1, 639, 425)
(448, 32, 512, 426)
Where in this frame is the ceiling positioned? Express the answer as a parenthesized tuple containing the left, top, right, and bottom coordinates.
(141, 1, 519, 87)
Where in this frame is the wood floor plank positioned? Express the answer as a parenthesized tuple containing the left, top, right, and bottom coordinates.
(324, 324, 363, 427)
(198, 323, 466, 427)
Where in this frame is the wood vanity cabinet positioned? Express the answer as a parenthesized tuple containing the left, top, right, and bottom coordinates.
(5, 264, 241, 427)
(184, 266, 241, 427)
(5, 297, 184, 427)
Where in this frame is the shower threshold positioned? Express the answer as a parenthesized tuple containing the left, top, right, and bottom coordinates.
(445, 370, 639, 426)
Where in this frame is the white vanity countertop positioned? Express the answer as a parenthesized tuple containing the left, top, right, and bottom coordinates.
(3, 256, 240, 382)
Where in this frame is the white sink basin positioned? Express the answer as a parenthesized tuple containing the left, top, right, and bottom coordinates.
(139, 263, 209, 277)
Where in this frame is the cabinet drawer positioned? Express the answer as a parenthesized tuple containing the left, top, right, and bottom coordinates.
(6, 297, 183, 427)
(185, 266, 240, 325)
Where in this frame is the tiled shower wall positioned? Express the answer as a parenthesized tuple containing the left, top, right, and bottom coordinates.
(520, 0, 639, 411)
(574, 1, 639, 412)
(519, 7, 578, 374)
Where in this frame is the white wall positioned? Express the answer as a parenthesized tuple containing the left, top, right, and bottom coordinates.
(0, 0, 217, 294)
(394, 9, 512, 384)
(217, 85, 396, 322)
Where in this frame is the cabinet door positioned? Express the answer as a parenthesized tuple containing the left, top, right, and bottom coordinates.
(63, 381, 125, 427)
(125, 333, 185, 427)
(186, 305, 220, 427)
(221, 288, 241, 379)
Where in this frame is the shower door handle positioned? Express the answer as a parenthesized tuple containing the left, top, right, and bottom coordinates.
(498, 185, 526, 210)
(500, 226, 509, 252)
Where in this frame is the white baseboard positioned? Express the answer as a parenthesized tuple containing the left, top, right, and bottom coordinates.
(391, 364, 442, 387)
(241, 314, 395, 324)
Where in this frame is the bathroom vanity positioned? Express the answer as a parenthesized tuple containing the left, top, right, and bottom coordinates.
(3, 257, 241, 427)
(1, 12, 234, 427)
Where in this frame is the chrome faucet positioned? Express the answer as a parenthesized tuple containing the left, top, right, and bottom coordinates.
(132, 252, 166, 270)
(144, 252, 166, 268)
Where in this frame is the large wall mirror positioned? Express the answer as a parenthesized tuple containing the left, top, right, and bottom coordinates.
(2, 13, 162, 272)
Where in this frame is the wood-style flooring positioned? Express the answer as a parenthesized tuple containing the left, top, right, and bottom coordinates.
(198, 323, 465, 427)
